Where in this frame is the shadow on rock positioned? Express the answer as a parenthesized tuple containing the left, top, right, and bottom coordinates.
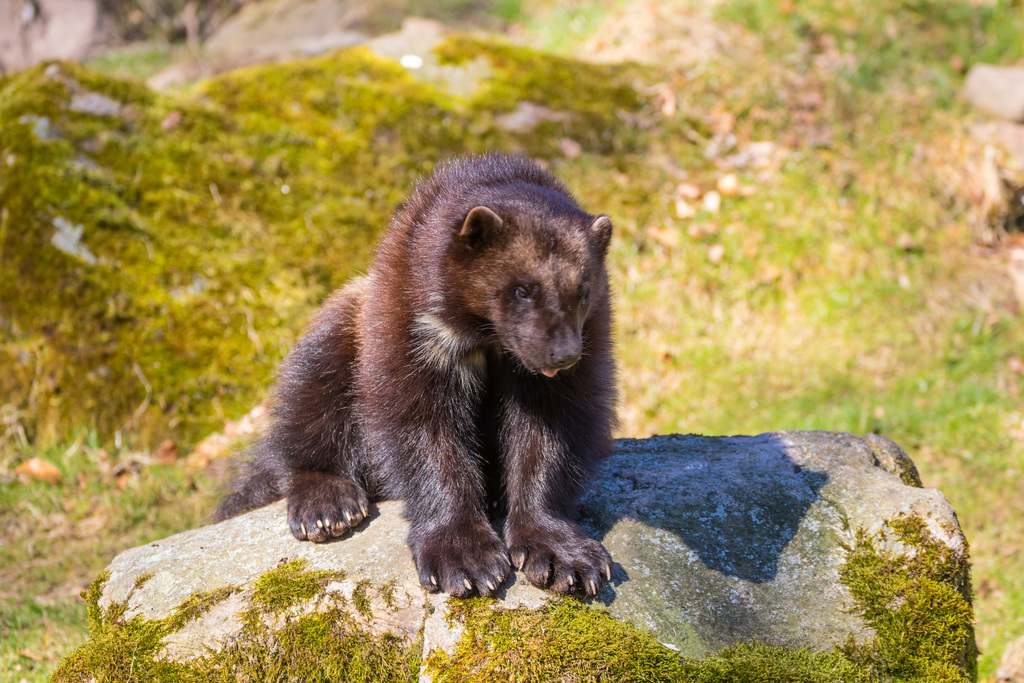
(580, 433, 828, 584)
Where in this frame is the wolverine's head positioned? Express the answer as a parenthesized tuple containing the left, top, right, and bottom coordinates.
(446, 194, 612, 378)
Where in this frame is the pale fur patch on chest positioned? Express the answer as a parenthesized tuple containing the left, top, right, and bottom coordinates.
(411, 313, 486, 387)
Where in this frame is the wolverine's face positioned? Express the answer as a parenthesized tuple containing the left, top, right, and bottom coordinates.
(450, 204, 612, 378)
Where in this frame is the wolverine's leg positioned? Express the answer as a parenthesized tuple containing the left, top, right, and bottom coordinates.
(497, 363, 615, 596)
(359, 355, 510, 598)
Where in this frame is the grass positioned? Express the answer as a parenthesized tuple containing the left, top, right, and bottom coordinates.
(0, 435, 219, 680)
(83, 43, 179, 83)
(3, 0, 1024, 680)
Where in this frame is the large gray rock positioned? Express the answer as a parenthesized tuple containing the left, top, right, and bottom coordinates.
(964, 64, 1024, 122)
(94, 431, 968, 677)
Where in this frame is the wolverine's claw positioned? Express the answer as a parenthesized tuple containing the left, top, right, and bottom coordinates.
(511, 550, 526, 570)
(464, 578, 473, 591)
(604, 564, 612, 581)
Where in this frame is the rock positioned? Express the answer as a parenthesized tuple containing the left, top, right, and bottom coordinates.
(68, 91, 121, 117)
(963, 64, 1024, 123)
(204, 0, 367, 62)
(1, 36, 642, 451)
(0, 0, 100, 73)
(495, 102, 571, 134)
(63, 431, 975, 681)
(998, 635, 1024, 682)
(365, 17, 492, 98)
(1010, 248, 1024, 310)
(972, 120, 1024, 172)
(50, 216, 98, 265)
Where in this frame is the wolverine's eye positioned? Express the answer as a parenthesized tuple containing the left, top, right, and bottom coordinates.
(514, 285, 533, 302)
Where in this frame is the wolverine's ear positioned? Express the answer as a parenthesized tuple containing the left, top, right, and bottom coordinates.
(460, 206, 503, 245)
(591, 214, 613, 254)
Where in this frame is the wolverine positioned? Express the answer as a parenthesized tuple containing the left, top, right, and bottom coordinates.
(217, 153, 617, 597)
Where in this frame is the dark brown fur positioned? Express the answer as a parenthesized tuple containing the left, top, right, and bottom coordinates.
(217, 154, 617, 597)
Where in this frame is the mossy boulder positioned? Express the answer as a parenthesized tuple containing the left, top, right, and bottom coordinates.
(56, 431, 976, 682)
(0, 30, 646, 451)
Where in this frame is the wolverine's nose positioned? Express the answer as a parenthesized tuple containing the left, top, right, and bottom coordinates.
(549, 335, 582, 369)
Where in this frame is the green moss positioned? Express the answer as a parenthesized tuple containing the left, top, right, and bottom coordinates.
(249, 559, 340, 615)
(53, 562, 419, 683)
(54, 513, 975, 682)
(435, 35, 649, 157)
(0, 38, 653, 454)
(378, 579, 399, 611)
(133, 572, 155, 591)
(428, 598, 868, 683)
(167, 586, 238, 631)
(840, 515, 976, 682)
(352, 579, 374, 619)
(55, 571, 206, 682)
(428, 597, 690, 682)
(427, 514, 975, 683)
(222, 610, 420, 683)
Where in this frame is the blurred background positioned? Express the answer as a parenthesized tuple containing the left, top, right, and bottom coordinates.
(2, 0, 1024, 680)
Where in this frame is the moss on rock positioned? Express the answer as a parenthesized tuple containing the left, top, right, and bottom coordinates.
(840, 515, 976, 682)
(54, 510, 974, 682)
(53, 559, 420, 683)
(424, 514, 975, 683)
(0, 36, 651, 452)
(249, 558, 341, 616)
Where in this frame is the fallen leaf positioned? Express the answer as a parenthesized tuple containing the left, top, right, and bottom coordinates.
(653, 84, 676, 118)
(716, 173, 740, 197)
(559, 138, 582, 158)
(676, 182, 701, 200)
(14, 457, 62, 485)
(189, 434, 231, 467)
(645, 225, 680, 249)
(759, 266, 783, 284)
(1009, 357, 1024, 375)
(709, 108, 735, 136)
(707, 243, 725, 264)
(688, 222, 718, 238)
(154, 439, 178, 464)
(161, 111, 182, 132)
(675, 198, 696, 219)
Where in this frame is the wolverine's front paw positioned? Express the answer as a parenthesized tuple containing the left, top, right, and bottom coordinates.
(287, 472, 370, 542)
(412, 519, 511, 598)
(505, 516, 612, 596)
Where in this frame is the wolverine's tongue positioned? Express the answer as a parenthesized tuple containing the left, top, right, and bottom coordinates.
(541, 368, 559, 378)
